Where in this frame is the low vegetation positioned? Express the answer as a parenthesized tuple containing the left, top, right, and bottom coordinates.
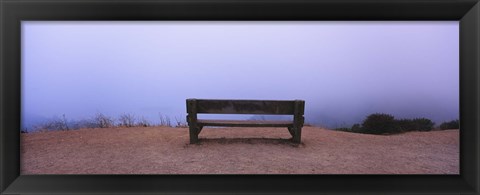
(26, 112, 458, 134)
(361, 113, 401, 134)
(439, 119, 460, 130)
(335, 113, 456, 135)
(29, 112, 188, 132)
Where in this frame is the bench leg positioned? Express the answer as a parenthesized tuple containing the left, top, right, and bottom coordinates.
(288, 126, 302, 143)
(189, 126, 199, 144)
(293, 127, 302, 143)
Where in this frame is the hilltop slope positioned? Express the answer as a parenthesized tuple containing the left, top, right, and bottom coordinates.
(21, 126, 459, 174)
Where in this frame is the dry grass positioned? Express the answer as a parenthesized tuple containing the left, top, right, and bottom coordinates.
(20, 126, 459, 174)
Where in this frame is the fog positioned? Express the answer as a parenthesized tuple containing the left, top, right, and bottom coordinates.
(21, 21, 459, 130)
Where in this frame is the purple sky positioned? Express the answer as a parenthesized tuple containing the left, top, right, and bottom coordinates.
(21, 21, 459, 129)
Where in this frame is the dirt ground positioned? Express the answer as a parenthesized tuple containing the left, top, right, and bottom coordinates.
(20, 126, 459, 174)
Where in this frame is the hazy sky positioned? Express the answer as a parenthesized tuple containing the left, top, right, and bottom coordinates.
(21, 21, 459, 129)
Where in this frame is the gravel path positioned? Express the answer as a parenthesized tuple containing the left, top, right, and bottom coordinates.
(21, 126, 459, 174)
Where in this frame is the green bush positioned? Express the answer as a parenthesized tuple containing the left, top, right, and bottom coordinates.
(398, 118, 435, 131)
(347, 113, 436, 135)
(439, 119, 459, 130)
(412, 118, 435, 131)
(351, 123, 362, 132)
(397, 119, 415, 131)
(334, 127, 351, 132)
(361, 113, 401, 134)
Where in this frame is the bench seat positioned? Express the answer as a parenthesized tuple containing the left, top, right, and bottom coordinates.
(197, 119, 294, 127)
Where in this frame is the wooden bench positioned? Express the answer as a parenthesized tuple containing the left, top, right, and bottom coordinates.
(186, 99, 305, 144)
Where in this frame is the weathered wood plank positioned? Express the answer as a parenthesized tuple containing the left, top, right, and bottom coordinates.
(186, 99, 305, 143)
(197, 119, 294, 127)
(194, 99, 296, 114)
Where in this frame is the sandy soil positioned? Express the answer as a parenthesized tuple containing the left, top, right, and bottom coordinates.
(20, 126, 459, 174)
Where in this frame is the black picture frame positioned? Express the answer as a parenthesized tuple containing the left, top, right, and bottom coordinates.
(1, 0, 479, 194)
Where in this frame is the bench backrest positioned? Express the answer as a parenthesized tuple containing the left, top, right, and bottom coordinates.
(187, 99, 305, 115)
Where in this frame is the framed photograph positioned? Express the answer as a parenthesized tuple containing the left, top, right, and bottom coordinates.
(1, 0, 479, 194)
